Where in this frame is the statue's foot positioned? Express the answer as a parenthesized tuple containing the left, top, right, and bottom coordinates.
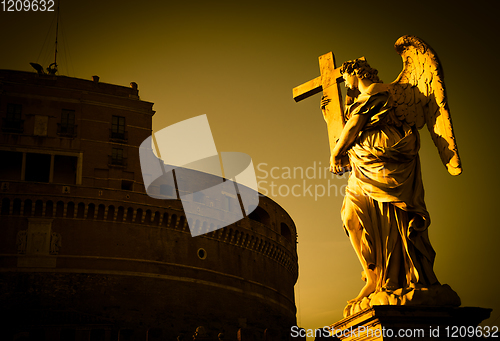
(347, 281, 376, 303)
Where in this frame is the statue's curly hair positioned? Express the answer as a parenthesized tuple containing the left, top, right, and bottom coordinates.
(340, 58, 382, 83)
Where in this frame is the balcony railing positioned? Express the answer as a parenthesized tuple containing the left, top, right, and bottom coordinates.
(108, 155, 128, 167)
(109, 129, 128, 143)
(2, 118, 24, 133)
(57, 123, 77, 137)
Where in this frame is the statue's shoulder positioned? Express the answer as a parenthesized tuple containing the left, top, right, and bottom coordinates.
(366, 83, 390, 96)
(354, 84, 390, 105)
(347, 84, 393, 119)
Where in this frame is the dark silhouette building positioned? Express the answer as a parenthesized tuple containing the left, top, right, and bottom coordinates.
(0, 69, 298, 341)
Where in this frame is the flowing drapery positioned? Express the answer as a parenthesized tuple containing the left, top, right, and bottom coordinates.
(341, 91, 438, 290)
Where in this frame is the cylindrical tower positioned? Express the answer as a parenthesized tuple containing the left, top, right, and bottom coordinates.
(0, 70, 298, 341)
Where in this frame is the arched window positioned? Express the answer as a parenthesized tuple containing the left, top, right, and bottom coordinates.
(126, 207, 134, 223)
(45, 200, 53, 217)
(34, 200, 43, 216)
(116, 206, 125, 222)
(225, 228, 233, 243)
(1, 198, 10, 215)
(153, 211, 160, 226)
(86, 203, 95, 219)
(248, 206, 271, 226)
(107, 205, 115, 221)
(76, 203, 85, 218)
(162, 212, 169, 227)
(178, 215, 185, 230)
(170, 214, 177, 228)
(135, 209, 143, 223)
(67, 202, 75, 218)
(280, 223, 292, 242)
(97, 204, 105, 220)
(56, 201, 64, 217)
(23, 199, 32, 216)
(145, 210, 152, 224)
(13, 198, 22, 215)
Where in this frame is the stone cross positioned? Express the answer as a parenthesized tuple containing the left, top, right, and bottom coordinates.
(293, 52, 343, 103)
(293, 53, 363, 172)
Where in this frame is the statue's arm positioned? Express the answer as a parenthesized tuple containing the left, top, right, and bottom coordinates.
(330, 113, 368, 174)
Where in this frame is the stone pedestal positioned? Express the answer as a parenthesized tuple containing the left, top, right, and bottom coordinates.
(327, 306, 492, 340)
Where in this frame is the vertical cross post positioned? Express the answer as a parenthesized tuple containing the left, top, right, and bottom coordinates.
(293, 52, 358, 171)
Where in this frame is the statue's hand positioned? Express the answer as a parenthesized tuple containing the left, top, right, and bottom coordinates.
(320, 95, 331, 110)
(320, 95, 332, 123)
(330, 153, 344, 175)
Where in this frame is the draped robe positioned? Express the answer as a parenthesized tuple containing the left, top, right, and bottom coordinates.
(341, 89, 439, 291)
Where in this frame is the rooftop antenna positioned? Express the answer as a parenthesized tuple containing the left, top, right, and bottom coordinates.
(46, 0, 60, 75)
(31, 1, 60, 75)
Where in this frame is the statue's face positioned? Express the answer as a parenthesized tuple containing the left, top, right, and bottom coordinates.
(343, 73, 357, 90)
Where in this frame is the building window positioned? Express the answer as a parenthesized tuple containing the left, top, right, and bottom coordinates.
(24, 199, 33, 216)
(111, 115, 127, 141)
(110, 148, 126, 166)
(7, 103, 22, 121)
(248, 206, 271, 226)
(0, 149, 81, 184)
(112, 148, 123, 164)
(87, 203, 95, 219)
(0, 150, 23, 180)
(58, 109, 76, 136)
(197, 248, 207, 260)
(1, 198, 10, 215)
(121, 180, 133, 191)
(67, 202, 75, 218)
(280, 222, 292, 242)
(25, 153, 51, 182)
(2, 103, 24, 133)
(53, 155, 78, 184)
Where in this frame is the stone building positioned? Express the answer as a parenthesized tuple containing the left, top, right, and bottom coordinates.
(0, 69, 298, 341)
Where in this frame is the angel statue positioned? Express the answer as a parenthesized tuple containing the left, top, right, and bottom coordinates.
(298, 35, 463, 317)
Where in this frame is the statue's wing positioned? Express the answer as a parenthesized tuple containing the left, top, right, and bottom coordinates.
(388, 35, 462, 175)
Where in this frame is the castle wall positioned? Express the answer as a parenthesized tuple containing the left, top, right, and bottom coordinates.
(0, 70, 298, 340)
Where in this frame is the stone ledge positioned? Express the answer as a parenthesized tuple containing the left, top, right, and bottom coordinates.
(326, 306, 492, 340)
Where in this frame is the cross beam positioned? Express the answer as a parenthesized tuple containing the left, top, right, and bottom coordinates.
(292, 53, 364, 174)
(292, 52, 344, 102)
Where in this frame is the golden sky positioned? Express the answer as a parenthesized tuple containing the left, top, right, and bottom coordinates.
(1, 0, 499, 331)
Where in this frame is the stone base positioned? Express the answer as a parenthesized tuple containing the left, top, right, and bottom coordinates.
(344, 284, 461, 318)
(327, 306, 492, 340)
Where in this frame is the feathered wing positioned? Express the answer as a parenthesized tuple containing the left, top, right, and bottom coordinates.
(387, 35, 462, 175)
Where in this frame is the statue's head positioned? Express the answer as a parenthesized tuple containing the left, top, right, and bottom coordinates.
(340, 58, 382, 84)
